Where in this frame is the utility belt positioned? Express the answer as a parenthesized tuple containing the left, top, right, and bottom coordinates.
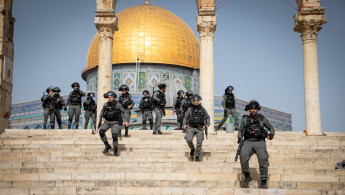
(226, 106, 234, 109)
(70, 102, 81, 106)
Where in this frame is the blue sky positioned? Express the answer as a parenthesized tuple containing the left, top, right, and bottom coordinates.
(12, 0, 344, 132)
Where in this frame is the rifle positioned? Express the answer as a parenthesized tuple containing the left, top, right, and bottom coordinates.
(235, 136, 244, 162)
(97, 119, 103, 132)
(204, 126, 208, 140)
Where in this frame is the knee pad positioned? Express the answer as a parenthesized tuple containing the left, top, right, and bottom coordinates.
(112, 133, 118, 141)
(99, 130, 106, 137)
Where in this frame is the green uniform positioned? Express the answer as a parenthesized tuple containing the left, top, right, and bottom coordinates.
(53, 94, 65, 129)
(99, 101, 129, 148)
(152, 90, 166, 133)
(217, 93, 239, 130)
(237, 114, 275, 181)
(66, 89, 86, 129)
(41, 94, 55, 129)
(183, 105, 210, 157)
(139, 96, 153, 130)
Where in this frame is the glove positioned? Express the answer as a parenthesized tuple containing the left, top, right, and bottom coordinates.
(237, 138, 242, 144)
(268, 134, 274, 140)
(64, 107, 67, 112)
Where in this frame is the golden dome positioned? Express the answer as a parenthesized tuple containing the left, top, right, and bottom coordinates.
(82, 4, 200, 79)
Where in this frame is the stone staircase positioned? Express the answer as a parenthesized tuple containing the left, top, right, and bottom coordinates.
(0, 129, 344, 195)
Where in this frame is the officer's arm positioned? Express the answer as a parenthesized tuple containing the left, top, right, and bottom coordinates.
(129, 95, 135, 107)
(60, 97, 65, 106)
(84, 98, 91, 106)
(222, 95, 226, 109)
(139, 99, 143, 109)
(78, 90, 86, 96)
(42, 95, 49, 102)
(263, 118, 275, 137)
(173, 99, 177, 111)
(237, 118, 246, 139)
(180, 100, 185, 111)
(182, 108, 191, 127)
(99, 104, 106, 119)
(203, 108, 211, 126)
(152, 92, 161, 102)
(65, 92, 72, 107)
(117, 103, 129, 123)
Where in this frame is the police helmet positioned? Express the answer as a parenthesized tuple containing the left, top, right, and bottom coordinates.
(177, 90, 184, 95)
(71, 82, 80, 88)
(192, 94, 202, 101)
(53, 87, 61, 92)
(186, 90, 193, 97)
(245, 100, 261, 111)
(119, 85, 129, 91)
(158, 83, 167, 89)
(142, 90, 150, 95)
(87, 92, 95, 97)
(46, 87, 53, 93)
(104, 91, 116, 99)
(225, 86, 234, 93)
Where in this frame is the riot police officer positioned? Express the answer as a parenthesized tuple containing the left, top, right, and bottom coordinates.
(183, 94, 210, 162)
(237, 100, 275, 189)
(216, 86, 239, 131)
(152, 83, 167, 134)
(41, 87, 56, 129)
(139, 90, 153, 130)
(65, 82, 86, 129)
(98, 91, 129, 156)
(118, 85, 135, 137)
(53, 87, 65, 129)
(173, 90, 184, 130)
(180, 91, 193, 133)
(83, 92, 97, 131)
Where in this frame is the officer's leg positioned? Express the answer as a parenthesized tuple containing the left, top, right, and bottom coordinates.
(84, 111, 91, 129)
(56, 110, 62, 129)
(153, 108, 159, 134)
(68, 106, 74, 129)
(43, 108, 49, 129)
(99, 122, 111, 153)
(148, 111, 153, 130)
(195, 130, 205, 159)
(111, 122, 119, 156)
(240, 140, 254, 188)
(157, 109, 163, 134)
(91, 112, 97, 130)
(142, 111, 148, 130)
(254, 140, 269, 185)
(217, 109, 230, 130)
(74, 106, 81, 129)
(49, 110, 55, 129)
(229, 108, 239, 130)
(184, 128, 196, 156)
(124, 110, 131, 137)
(176, 110, 181, 130)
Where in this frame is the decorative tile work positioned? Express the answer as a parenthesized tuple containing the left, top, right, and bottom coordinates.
(138, 72, 147, 91)
(148, 72, 161, 90)
(88, 77, 97, 92)
(122, 72, 136, 91)
(184, 76, 191, 91)
(173, 74, 183, 86)
(162, 73, 170, 81)
(113, 73, 122, 90)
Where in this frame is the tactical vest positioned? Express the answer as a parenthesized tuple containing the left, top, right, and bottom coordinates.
(243, 115, 267, 139)
(175, 97, 183, 110)
(183, 98, 192, 112)
(69, 91, 82, 104)
(153, 90, 166, 107)
(119, 94, 131, 109)
(84, 98, 96, 112)
(225, 94, 235, 109)
(189, 106, 205, 127)
(53, 95, 63, 110)
(141, 97, 152, 110)
(41, 95, 55, 109)
(104, 102, 121, 122)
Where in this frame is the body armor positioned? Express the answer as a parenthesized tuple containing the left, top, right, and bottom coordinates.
(84, 98, 97, 112)
(189, 106, 205, 127)
(141, 97, 152, 110)
(183, 98, 192, 112)
(70, 91, 82, 104)
(175, 97, 183, 110)
(53, 94, 63, 110)
(225, 94, 235, 109)
(104, 102, 121, 122)
(41, 95, 55, 110)
(119, 94, 131, 109)
(244, 115, 267, 139)
(153, 90, 166, 107)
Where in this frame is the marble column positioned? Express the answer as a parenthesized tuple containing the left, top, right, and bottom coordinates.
(197, 15, 216, 133)
(94, 1, 118, 125)
(294, 7, 326, 135)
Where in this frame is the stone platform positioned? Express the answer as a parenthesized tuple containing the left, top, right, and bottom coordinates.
(0, 129, 344, 195)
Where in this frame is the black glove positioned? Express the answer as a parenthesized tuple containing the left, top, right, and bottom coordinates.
(237, 138, 242, 144)
(64, 107, 67, 112)
(268, 134, 274, 140)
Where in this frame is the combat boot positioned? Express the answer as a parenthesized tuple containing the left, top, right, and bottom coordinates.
(103, 141, 112, 153)
(75, 124, 79, 129)
(149, 122, 153, 130)
(43, 125, 47, 129)
(242, 172, 252, 188)
(51, 125, 55, 129)
(195, 156, 200, 162)
(158, 130, 162, 134)
(68, 125, 71, 129)
(114, 147, 118, 156)
(58, 123, 62, 129)
(153, 131, 156, 135)
(190, 149, 195, 157)
(261, 180, 268, 189)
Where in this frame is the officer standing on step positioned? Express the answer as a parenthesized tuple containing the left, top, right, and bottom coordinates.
(238, 100, 275, 189)
(173, 90, 184, 130)
(98, 91, 129, 156)
(139, 90, 153, 130)
(83, 92, 97, 131)
(65, 82, 86, 129)
(41, 87, 55, 129)
(118, 85, 134, 137)
(53, 87, 65, 129)
(183, 94, 210, 162)
(180, 90, 193, 133)
(216, 86, 239, 131)
(152, 83, 167, 134)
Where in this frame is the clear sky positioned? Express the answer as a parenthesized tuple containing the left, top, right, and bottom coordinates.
(12, 0, 344, 132)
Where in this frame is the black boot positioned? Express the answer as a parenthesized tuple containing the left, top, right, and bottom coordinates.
(195, 156, 200, 162)
(68, 125, 71, 129)
(190, 149, 195, 157)
(103, 141, 112, 153)
(114, 147, 118, 156)
(58, 123, 62, 129)
(51, 125, 55, 129)
(125, 127, 129, 137)
(261, 180, 268, 189)
(158, 130, 162, 134)
(75, 124, 79, 129)
(150, 122, 153, 130)
(242, 172, 252, 188)
(43, 125, 47, 129)
(118, 130, 122, 137)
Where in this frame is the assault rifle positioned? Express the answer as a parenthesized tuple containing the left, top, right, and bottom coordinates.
(204, 126, 208, 140)
(235, 136, 244, 162)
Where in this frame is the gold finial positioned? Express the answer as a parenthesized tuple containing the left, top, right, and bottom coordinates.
(146, 0, 149, 5)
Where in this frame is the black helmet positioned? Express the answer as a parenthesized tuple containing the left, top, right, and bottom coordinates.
(71, 82, 80, 88)
(186, 90, 193, 97)
(119, 85, 129, 91)
(177, 90, 184, 95)
(245, 100, 261, 111)
(142, 90, 150, 95)
(192, 94, 202, 101)
(46, 87, 53, 93)
(104, 91, 116, 99)
(158, 83, 166, 89)
(225, 86, 234, 93)
(53, 87, 61, 92)
(87, 92, 95, 97)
